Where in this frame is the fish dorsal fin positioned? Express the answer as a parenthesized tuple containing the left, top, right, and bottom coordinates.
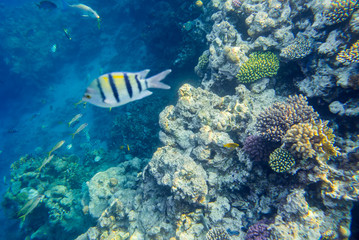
(138, 69, 150, 79)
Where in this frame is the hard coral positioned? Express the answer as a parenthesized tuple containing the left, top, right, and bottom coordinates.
(236, 52, 279, 84)
(336, 40, 359, 65)
(243, 135, 275, 162)
(280, 35, 313, 60)
(256, 95, 319, 142)
(283, 119, 340, 161)
(269, 148, 295, 173)
(206, 227, 231, 240)
(245, 220, 271, 240)
(324, 0, 359, 24)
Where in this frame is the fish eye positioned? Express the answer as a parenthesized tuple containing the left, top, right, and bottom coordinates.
(85, 94, 92, 99)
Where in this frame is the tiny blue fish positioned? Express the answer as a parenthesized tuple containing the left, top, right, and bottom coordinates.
(83, 69, 171, 108)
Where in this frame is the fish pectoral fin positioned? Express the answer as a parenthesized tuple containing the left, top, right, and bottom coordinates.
(133, 90, 152, 101)
(104, 99, 117, 105)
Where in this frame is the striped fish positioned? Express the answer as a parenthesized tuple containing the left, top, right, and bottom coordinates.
(82, 69, 171, 108)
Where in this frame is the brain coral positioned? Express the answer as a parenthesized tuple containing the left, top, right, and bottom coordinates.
(256, 94, 319, 142)
(236, 52, 279, 83)
(324, 0, 359, 24)
(206, 227, 231, 240)
(336, 40, 359, 65)
(269, 148, 295, 173)
(283, 119, 340, 161)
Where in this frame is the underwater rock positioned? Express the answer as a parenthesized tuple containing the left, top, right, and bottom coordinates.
(269, 189, 352, 240)
(87, 167, 123, 218)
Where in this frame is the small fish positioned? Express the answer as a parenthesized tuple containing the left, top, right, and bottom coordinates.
(18, 195, 44, 221)
(63, 28, 72, 40)
(223, 143, 239, 148)
(51, 44, 57, 53)
(36, 1, 57, 10)
(62, 0, 100, 19)
(71, 123, 88, 138)
(48, 140, 65, 157)
(68, 113, 82, 127)
(82, 69, 171, 108)
(37, 154, 54, 172)
(127, 144, 130, 151)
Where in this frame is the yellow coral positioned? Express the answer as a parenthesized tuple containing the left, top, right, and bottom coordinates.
(283, 119, 340, 161)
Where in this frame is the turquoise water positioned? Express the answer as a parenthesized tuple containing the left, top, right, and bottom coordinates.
(0, 0, 358, 239)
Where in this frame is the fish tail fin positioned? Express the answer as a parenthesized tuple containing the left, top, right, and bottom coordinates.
(71, 133, 75, 139)
(68, 123, 71, 127)
(19, 214, 26, 222)
(147, 69, 172, 89)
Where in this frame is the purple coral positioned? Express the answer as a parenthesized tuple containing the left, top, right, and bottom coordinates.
(245, 220, 271, 240)
(256, 94, 319, 142)
(232, 0, 242, 8)
(243, 135, 275, 162)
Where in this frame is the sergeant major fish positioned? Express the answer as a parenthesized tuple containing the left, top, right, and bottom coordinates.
(82, 69, 171, 108)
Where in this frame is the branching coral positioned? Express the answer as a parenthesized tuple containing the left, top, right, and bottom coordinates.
(268, 148, 295, 173)
(236, 52, 279, 83)
(243, 135, 275, 162)
(283, 119, 340, 161)
(324, 0, 359, 24)
(206, 227, 231, 240)
(245, 220, 271, 240)
(280, 35, 313, 60)
(256, 94, 319, 142)
(336, 40, 359, 64)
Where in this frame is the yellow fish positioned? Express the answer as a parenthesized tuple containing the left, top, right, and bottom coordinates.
(18, 195, 44, 221)
(82, 69, 171, 108)
(71, 123, 88, 139)
(37, 155, 54, 172)
(68, 113, 83, 127)
(223, 143, 239, 148)
(48, 140, 65, 157)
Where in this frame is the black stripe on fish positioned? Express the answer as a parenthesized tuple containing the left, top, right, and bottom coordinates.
(108, 73, 120, 103)
(135, 74, 142, 93)
(124, 73, 133, 98)
(96, 78, 106, 103)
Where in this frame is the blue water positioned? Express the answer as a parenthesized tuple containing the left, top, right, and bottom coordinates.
(0, 0, 201, 238)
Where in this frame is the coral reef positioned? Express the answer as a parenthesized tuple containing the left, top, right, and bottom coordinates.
(236, 52, 279, 84)
(245, 219, 271, 240)
(256, 94, 319, 142)
(336, 40, 359, 65)
(268, 148, 296, 173)
(242, 135, 276, 162)
(324, 0, 359, 24)
(280, 35, 313, 60)
(206, 227, 231, 240)
(283, 119, 340, 161)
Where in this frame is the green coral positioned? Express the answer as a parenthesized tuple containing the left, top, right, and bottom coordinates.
(236, 52, 279, 83)
(269, 148, 295, 173)
(324, 0, 359, 24)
